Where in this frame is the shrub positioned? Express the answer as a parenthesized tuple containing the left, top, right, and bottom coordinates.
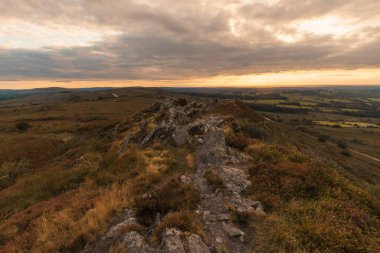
(341, 150, 351, 157)
(0, 159, 31, 189)
(318, 134, 329, 142)
(204, 169, 225, 190)
(173, 98, 187, 106)
(119, 223, 145, 235)
(242, 122, 269, 140)
(337, 140, 348, 149)
(15, 122, 30, 131)
(152, 211, 206, 244)
(134, 179, 200, 225)
(230, 208, 254, 227)
(226, 134, 250, 151)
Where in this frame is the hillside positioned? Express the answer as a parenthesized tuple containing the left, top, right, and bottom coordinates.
(0, 92, 379, 252)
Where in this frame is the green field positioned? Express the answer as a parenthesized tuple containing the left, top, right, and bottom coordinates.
(314, 120, 379, 128)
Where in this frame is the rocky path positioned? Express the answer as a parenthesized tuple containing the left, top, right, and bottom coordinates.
(87, 98, 264, 253)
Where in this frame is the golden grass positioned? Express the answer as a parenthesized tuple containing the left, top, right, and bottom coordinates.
(32, 183, 132, 252)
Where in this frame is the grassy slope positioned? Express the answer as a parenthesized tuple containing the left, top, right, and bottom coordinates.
(0, 96, 378, 252)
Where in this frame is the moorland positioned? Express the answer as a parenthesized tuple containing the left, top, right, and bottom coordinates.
(0, 86, 379, 252)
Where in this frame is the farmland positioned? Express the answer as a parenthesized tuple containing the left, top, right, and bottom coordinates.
(172, 86, 380, 195)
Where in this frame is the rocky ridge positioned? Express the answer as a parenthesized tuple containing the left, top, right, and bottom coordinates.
(89, 98, 264, 253)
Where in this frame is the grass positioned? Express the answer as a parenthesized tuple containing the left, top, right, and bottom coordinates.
(246, 143, 380, 252)
(209, 100, 263, 122)
(277, 105, 312, 109)
(0, 151, 101, 221)
(314, 121, 380, 128)
(204, 169, 225, 190)
(1, 89, 379, 252)
(243, 99, 286, 105)
(32, 183, 132, 252)
(270, 198, 380, 252)
(133, 178, 200, 226)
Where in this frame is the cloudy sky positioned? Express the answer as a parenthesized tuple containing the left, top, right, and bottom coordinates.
(0, 0, 380, 88)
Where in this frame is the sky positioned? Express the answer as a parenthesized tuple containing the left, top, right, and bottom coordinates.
(0, 0, 380, 89)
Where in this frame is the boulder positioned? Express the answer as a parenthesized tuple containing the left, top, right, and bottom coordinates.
(106, 217, 137, 239)
(123, 231, 150, 253)
(188, 234, 210, 253)
(173, 127, 191, 146)
(162, 228, 185, 253)
(220, 166, 251, 194)
(107, 209, 137, 239)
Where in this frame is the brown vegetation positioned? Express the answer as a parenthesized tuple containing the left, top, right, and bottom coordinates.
(204, 169, 225, 190)
(152, 211, 206, 244)
(134, 178, 200, 226)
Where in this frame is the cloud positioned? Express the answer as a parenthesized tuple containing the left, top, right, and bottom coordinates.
(0, 0, 379, 81)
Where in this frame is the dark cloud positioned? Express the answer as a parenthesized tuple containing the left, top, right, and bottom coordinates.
(0, 0, 379, 80)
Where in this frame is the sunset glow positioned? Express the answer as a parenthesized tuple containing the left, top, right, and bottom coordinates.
(0, 0, 379, 88)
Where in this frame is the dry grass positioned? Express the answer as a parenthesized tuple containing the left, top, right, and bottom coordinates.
(32, 183, 132, 252)
(204, 169, 225, 190)
(267, 198, 380, 252)
(209, 100, 263, 122)
(108, 243, 127, 253)
(247, 143, 306, 164)
(134, 178, 200, 226)
(0, 151, 102, 221)
(247, 143, 380, 252)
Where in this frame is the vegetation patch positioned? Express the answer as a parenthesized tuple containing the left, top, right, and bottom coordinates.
(134, 178, 200, 226)
(246, 143, 380, 252)
(204, 169, 225, 190)
(152, 211, 206, 244)
(226, 133, 250, 151)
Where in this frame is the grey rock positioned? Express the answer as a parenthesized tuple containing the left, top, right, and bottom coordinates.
(173, 127, 190, 146)
(220, 166, 251, 194)
(188, 234, 210, 253)
(122, 132, 134, 147)
(106, 209, 137, 239)
(222, 223, 245, 242)
(123, 231, 150, 253)
(106, 217, 137, 239)
(162, 228, 185, 253)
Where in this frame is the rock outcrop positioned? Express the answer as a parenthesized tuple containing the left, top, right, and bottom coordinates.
(92, 98, 264, 253)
